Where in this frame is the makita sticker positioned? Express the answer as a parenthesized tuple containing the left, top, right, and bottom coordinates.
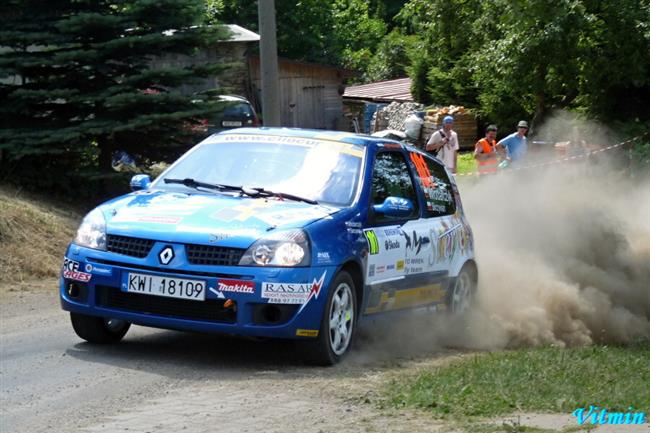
(62, 257, 92, 282)
(217, 279, 255, 294)
(262, 272, 326, 306)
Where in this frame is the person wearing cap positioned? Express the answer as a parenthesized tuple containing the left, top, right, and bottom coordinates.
(497, 120, 529, 164)
(426, 115, 459, 173)
(474, 124, 501, 175)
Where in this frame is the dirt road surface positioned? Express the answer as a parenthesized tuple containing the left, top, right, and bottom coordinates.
(4, 283, 645, 433)
(1, 283, 453, 433)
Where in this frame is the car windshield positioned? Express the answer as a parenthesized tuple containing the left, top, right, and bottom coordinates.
(155, 134, 366, 206)
(219, 102, 254, 119)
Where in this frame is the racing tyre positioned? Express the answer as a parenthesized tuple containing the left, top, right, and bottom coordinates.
(447, 265, 477, 314)
(301, 271, 357, 366)
(70, 313, 130, 344)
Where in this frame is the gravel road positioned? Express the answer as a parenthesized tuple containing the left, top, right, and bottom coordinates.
(3, 286, 645, 433)
(0, 285, 448, 433)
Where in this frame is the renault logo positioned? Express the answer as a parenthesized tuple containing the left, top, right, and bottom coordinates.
(158, 246, 175, 265)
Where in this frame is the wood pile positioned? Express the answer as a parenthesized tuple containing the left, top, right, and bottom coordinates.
(420, 106, 477, 150)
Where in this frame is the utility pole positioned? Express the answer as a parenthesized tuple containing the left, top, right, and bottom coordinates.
(257, 0, 281, 126)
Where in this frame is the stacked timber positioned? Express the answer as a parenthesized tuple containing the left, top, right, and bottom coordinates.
(420, 106, 477, 150)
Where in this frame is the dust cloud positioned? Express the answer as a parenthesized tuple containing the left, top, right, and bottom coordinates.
(353, 112, 649, 361)
(462, 164, 650, 348)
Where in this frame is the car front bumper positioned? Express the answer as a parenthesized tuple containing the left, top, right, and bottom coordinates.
(60, 243, 336, 339)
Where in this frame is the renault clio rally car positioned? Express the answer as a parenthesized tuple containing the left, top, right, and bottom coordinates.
(61, 128, 477, 365)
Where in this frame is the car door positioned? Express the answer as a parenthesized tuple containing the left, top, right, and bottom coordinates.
(363, 149, 435, 314)
(407, 150, 466, 291)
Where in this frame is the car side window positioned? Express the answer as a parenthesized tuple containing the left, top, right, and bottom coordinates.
(409, 152, 456, 217)
(369, 151, 420, 223)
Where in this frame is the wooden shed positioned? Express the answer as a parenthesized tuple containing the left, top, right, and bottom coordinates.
(248, 56, 352, 130)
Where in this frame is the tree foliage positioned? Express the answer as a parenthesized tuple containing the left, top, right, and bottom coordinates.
(209, 0, 404, 74)
(0, 0, 228, 194)
(399, 0, 650, 127)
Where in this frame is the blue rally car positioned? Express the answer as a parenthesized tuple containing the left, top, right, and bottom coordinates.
(61, 128, 477, 365)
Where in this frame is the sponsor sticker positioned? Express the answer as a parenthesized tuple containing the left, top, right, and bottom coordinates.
(396, 260, 405, 271)
(62, 257, 91, 282)
(255, 207, 330, 226)
(91, 266, 113, 276)
(317, 251, 331, 264)
(216, 279, 255, 294)
(262, 272, 326, 306)
(209, 232, 233, 242)
(365, 230, 379, 255)
(138, 216, 182, 224)
(296, 329, 319, 337)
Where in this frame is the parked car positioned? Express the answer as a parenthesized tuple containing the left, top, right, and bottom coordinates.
(204, 95, 261, 134)
(60, 128, 477, 365)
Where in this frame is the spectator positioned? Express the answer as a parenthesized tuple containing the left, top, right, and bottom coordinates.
(426, 115, 459, 173)
(497, 120, 528, 164)
(474, 124, 501, 175)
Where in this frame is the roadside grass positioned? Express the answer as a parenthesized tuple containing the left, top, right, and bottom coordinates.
(454, 421, 590, 433)
(457, 151, 477, 175)
(0, 186, 79, 289)
(385, 344, 650, 419)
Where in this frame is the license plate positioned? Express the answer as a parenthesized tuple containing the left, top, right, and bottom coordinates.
(125, 273, 206, 301)
(222, 120, 242, 127)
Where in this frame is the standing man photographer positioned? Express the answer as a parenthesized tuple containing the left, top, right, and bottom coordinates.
(426, 115, 459, 173)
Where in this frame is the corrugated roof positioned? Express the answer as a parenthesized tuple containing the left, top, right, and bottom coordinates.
(343, 77, 413, 102)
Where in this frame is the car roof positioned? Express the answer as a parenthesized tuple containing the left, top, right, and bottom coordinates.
(216, 95, 251, 103)
(213, 127, 420, 151)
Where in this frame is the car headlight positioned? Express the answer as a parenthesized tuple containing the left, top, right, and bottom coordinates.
(74, 208, 107, 250)
(239, 229, 310, 267)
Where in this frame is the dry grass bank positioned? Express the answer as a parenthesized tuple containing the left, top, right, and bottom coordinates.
(0, 186, 80, 291)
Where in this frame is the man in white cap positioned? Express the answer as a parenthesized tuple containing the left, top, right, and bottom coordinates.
(497, 120, 529, 164)
(426, 115, 459, 173)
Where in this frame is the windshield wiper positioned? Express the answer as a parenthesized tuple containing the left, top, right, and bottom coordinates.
(246, 187, 319, 205)
(163, 178, 244, 193)
(163, 179, 318, 205)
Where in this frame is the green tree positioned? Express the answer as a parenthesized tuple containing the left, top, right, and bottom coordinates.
(365, 29, 421, 82)
(400, 0, 650, 126)
(0, 0, 227, 193)
(209, 0, 389, 72)
(398, 0, 481, 106)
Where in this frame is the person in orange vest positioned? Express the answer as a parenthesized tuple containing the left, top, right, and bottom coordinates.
(474, 124, 501, 175)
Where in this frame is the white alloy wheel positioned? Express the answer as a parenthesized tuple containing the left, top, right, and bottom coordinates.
(328, 282, 355, 356)
(451, 270, 473, 314)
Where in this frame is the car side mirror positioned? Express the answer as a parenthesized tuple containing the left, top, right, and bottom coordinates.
(373, 196, 414, 218)
(130, 174, 151, 191)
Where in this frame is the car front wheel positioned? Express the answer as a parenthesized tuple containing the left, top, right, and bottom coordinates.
(302, 270, 357, 365)
(70, 313, 130, 344)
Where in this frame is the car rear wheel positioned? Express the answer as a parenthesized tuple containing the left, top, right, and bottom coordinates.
(70, 313, 130, 344)
(301, 271, 357, 365)
(448, 265, 476, 314)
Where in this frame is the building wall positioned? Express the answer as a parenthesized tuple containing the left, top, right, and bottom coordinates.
(249, 57, 345, 130)
(149, 42, 250, 96)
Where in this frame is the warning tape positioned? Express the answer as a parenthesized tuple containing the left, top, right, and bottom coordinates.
(454, 135, 644, 177)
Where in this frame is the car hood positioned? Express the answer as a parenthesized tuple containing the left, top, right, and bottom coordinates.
(102, 190, 338, 249)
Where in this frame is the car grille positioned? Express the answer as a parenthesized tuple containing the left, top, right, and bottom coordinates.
(185, 244, 245, 266)
(95, 286, 237, 324)
(107, 235, 155, 258)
